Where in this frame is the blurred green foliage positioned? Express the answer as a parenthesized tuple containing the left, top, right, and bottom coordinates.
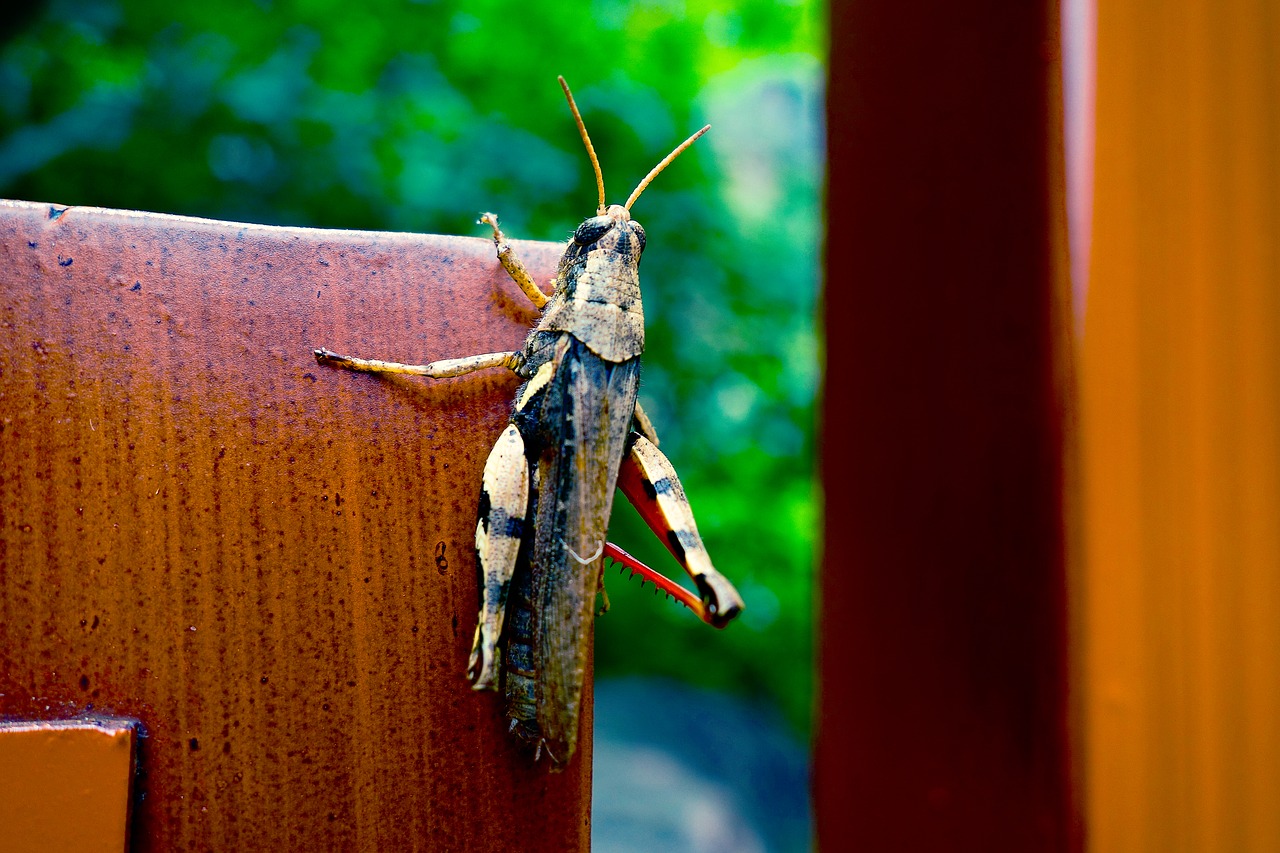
(1, 0, 822, 735)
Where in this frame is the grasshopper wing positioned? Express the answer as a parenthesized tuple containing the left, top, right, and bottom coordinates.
(528, 335, 639, 763)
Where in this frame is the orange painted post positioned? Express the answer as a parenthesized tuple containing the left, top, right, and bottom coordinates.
(820, 1, 1079, 849)
(0, 202, 590, 850)
(1081, 1, 1280, 850)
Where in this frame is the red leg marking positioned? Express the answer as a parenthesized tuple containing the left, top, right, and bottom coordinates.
(603, 542, 708, 621)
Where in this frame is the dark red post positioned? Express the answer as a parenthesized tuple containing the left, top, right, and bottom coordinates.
(819, 2, 1080, 849)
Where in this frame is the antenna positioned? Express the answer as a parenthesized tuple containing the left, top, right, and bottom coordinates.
(558, 76, 607, 214)
(624, 124, 711, 211)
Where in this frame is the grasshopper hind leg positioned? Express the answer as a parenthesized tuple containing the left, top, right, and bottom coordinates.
(469, 423, 531, 689)
(616, 432, 744, 628)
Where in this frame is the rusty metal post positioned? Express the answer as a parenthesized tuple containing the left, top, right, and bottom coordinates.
(0, 201, 590, 850)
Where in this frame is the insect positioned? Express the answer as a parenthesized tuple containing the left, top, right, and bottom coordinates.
(314, 77, 743, 766)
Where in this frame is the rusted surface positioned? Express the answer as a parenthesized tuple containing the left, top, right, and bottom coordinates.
(0, 717, 138, 853)
(820, 2, 1078, 851)
(0, 200, 591, 850)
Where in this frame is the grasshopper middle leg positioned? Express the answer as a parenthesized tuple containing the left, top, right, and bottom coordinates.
(314, 348, 527, 379)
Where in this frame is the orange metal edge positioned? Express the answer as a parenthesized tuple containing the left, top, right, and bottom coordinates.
(0, 717, 140, 853)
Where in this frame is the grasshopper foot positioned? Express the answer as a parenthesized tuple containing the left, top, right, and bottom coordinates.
(313, 347, 349, 365)
(478, 212, 503, 242)
(694, 572, 744, 629)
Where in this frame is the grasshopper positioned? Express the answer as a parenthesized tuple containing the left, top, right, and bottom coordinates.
(314, 77, 743, 766)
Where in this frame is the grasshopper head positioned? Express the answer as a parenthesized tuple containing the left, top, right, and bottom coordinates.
(569, 204, 646, 259)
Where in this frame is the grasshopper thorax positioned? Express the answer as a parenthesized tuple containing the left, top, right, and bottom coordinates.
(538, 205, 647, 364)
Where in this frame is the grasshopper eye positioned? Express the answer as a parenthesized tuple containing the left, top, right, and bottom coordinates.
(632, 223, 646, 252)
(573, 217, 612, 246)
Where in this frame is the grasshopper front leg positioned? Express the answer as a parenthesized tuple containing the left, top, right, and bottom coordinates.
(480, 212, 551, 310)
(614, 432, 744, 628)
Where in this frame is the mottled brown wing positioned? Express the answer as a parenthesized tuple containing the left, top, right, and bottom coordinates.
(528, 335, 639, 762)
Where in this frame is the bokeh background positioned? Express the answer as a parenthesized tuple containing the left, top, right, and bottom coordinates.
(1, 1, 822, 849)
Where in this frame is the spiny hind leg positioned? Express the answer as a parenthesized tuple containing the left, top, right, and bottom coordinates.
(314, 348, 527, 379)
(469, 423, 530, 689)
(615, 432, 744, 628)
(479, 212, 552, 310)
